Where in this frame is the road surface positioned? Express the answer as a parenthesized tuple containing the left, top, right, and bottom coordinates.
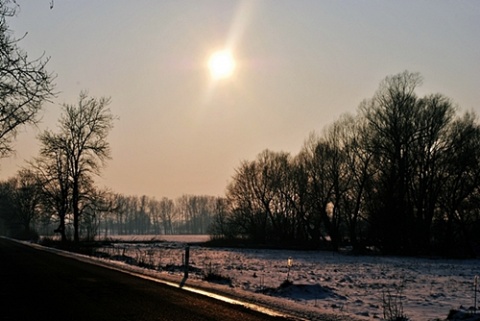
(0, 238, 292, 321)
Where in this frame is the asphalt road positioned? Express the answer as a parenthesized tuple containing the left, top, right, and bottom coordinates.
(0, 238, 291, 321)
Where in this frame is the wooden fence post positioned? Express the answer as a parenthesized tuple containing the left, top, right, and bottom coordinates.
(184, 246, 190, 279)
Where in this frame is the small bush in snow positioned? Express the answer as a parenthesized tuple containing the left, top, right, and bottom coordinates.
(382, 288, 410, 321)
(203, 271, 232, 286)
(202, 261, 233, 286)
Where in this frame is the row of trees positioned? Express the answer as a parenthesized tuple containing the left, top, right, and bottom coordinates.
(210, 71, 480, 257)
(65, 193, 224, 238)
(0, 173, 224, 241)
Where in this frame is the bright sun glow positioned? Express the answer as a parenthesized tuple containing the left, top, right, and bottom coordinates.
(208, 50, 235, 80)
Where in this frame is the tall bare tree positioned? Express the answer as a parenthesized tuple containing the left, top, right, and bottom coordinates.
(39, 92, 115, 243)
(361, 71, 423, 253)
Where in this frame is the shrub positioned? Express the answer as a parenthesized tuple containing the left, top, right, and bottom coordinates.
(382, 288, 410, 321)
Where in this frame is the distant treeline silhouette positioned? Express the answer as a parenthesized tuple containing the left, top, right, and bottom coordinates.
(0, 188, 223, 240)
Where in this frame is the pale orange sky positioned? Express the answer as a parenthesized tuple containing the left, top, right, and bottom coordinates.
(2, 1, 479, 199)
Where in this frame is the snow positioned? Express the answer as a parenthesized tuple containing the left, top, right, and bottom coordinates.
(36, 235, 480, 321)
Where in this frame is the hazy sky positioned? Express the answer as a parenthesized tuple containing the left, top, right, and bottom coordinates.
(2, 1, 479, 199)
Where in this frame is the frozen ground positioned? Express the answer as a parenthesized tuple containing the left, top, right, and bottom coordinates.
(47, 235, 480, 320)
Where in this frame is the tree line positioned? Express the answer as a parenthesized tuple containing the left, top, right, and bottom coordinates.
(0, 1, 478, 257)
(0, 175, 225, 241)
(210, 71, 480, 257)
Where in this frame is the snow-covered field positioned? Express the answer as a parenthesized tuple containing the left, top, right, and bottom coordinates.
(83, 236, 480, 320)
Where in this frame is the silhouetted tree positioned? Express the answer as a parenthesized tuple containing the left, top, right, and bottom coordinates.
(223, 150, 306, 245)
(298, 135, 343, 248)
(38, 92, 115, 243)
(209, 197, 230, 240)
(407, 94, 455, 253)
(0, 1, 55, 157)
(32, 133, 71, 242)
(361, 71, 423, 253)
(338, 113, 374, 251)
(225, 159, 267, 242)
(437, 111, 480, 256)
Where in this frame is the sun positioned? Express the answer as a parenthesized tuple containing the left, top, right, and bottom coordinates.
(208, 50, 235, 80)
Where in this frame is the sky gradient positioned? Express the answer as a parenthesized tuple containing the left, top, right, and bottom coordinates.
(2, 1, 479, 199)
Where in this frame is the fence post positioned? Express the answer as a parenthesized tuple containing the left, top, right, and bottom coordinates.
(184, 246, 190, 279)
(287, 257, 293, 282)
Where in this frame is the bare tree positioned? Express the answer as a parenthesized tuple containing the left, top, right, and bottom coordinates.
(208, 197, 230, 240)
(361, 71, 423, 253)
(39, 92, 115, 243)
(338, 113, 374, 251)
(297, 134, 343, 248)
(32, 133, 71, 242)
(225, 160, 266, 242)
(0, 1, 55, 157)
(438, 111, 480, 256)
(223, 150, 300, 244)
(407, 94, 455, 252)
(358, 71, 476, 255)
